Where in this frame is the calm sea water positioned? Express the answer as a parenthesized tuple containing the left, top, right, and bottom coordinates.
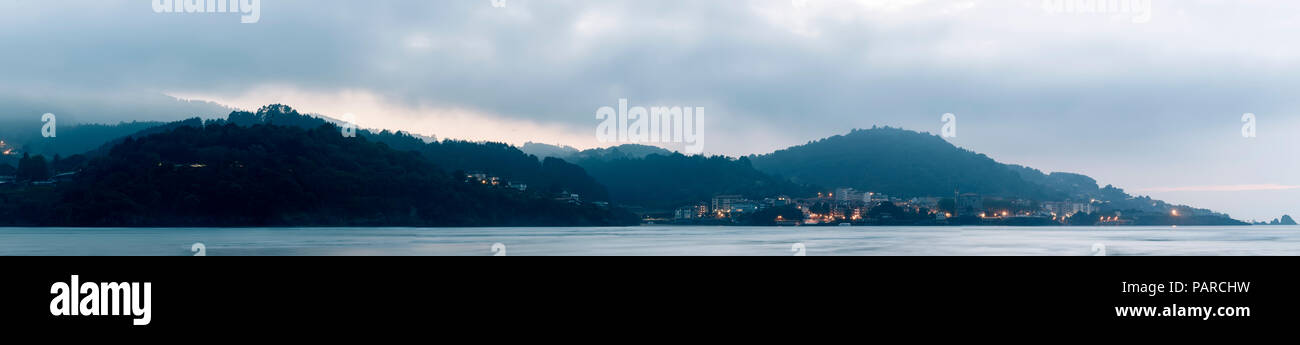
(1, 226, 1298, 256)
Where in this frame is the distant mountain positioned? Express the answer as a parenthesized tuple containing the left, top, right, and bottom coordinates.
(520, 142, 579, 159)
(570, 144, 675, 161)
(522, 142, 675, 161)
(1, 121, 635, 227)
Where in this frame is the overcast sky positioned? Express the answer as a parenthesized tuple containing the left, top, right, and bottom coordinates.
(1, 0, 1297, 221)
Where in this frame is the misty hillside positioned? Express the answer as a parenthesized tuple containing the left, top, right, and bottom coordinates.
(0, 120, 168, 166)
(522, 142, 675, 161)
(520, 142, 579, 159)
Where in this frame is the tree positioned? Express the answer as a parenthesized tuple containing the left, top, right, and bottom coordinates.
(743, 205, 804, 225)
(16, 153, 50, 182)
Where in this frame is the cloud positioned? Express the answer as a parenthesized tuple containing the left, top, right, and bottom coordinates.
(1135, 185, 1300, 193)
(168, 85, 596, 149)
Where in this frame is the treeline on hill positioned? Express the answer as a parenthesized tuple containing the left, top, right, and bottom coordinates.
(239, 106, 811, 211)
(750, 127, 1062, 200)
(0, 121, 636, 227)
(0, 106, 1250, 226)
(227, 105, 611, 202)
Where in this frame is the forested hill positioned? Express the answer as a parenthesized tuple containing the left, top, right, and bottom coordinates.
(226, 105, 611, 202)
(750, 127, 1060, 200)
(2, 122, 635, 227)
(748, 126, 1234, 219)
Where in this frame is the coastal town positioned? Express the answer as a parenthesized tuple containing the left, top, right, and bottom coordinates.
(652, 187, 1242, 227)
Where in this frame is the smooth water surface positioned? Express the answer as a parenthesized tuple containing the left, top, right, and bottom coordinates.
(2, 226, 1299, 256)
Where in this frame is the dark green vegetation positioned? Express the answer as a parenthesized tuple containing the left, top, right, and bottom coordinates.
(14, 153, 51, 182)
(0, 106, 636, 227)
(232, 105, 612, 202)
(741, 205, 805, 226)
(0, 106, 1253, 227)
(751, 127, 1061, 199)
